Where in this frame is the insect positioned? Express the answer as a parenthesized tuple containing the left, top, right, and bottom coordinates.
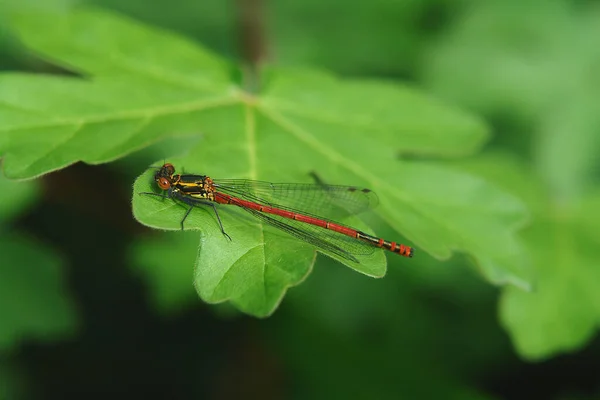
(140, 163, 413, 262)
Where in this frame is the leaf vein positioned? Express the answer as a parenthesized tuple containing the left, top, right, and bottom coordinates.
(0, 95, 240, 134)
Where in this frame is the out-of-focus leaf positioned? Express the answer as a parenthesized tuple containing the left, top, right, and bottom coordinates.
(0, 234, 77, 351)
(129, 231, 200, 315)
(451, 152, 600, 360)
(91, 0, 237, 60)
(500, 212, 600, 360)
(422, 1, 600, 358)
(265, 257, 499, 400)
(422, 1, 580, 114)
(0, 0, 75, 14)
(422, 0, 600, 199)
(270, 0, 430, 76)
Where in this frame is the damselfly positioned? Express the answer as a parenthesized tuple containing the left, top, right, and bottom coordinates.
(140, 163, 414, 262)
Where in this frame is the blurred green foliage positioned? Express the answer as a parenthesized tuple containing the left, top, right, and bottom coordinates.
(0, 175, 76, 398)
(1, 0, 600, 398)
(0, 176, 76, 351)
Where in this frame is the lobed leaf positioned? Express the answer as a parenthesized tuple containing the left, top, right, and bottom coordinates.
(450, 152, 600, 360)
(0, 7, 532, 315)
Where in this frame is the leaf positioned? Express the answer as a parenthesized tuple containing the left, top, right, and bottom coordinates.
(269, 259, 499, 400)
(270, 0, 428, 76)
(0, 8, 489, 179)
(129, 231, 202, 315)
(422, 0, 600, 199)
(133, 159, 386, 317)
(0, 8, 237, 179)
(9, 7, 233, 83)
(500, 214, 600, 360)
(1, 8, 531, 315)
(0, 162, 69, 351)
(422, 0, 578, 114)
(260, 67, 492, 156)
(0, 0, 74, 15)
(0, 234, 77, 351)
(422, 1, 600, 358)
(450, 152, 600, 360)
(132, 136, 529, 317)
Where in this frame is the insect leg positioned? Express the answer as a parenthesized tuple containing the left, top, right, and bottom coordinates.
(139, 192, 169, 199)
(176, 196, 232, 240)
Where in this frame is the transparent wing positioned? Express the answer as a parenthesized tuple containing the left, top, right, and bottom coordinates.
(212, 179, 378, 220)
(239, 206, 376, 262)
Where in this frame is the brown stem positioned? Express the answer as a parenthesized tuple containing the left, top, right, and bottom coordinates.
(236, 0, 268, 92)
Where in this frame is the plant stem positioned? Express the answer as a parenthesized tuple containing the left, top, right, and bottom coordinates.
(236, 0, 268, 93)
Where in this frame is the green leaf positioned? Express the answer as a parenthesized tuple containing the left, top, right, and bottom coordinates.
(0, 8, 237, 179)
(270, 0, 428, 76)
(260, 67, 490, 156)
(133, 136, 529, 317)
(500, 212, 600, 360)
(0, 234, 77, 351)
(423, 2, 600, 358)
(9, 7, 233, 84)
(0, 8, 488, 179)
(422, 1, 600, 199)
(133, 158, 386, 317)
(1, 8, 532, 315)
(129, 231, 202, 315)
(0, 71, 238, 179)
(269, 260, 499, 400)
(450, 152, 600, 360)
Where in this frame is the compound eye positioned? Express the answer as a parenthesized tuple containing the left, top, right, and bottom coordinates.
(157, 177, 171, 190)
(164, 163, 175, 175)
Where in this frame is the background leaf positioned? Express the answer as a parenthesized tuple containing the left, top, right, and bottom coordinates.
(0, 160, 76, 354)
(0, 235, 77, 351)
(450, 152, 600, 360)
(129, 231, 200, 316)
(421, 0, 600, 360)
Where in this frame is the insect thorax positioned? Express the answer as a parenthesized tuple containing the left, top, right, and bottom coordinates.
(175, 175, 216, 201)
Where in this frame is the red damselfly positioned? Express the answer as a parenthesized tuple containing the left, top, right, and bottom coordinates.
(140, 163, 414, 262)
